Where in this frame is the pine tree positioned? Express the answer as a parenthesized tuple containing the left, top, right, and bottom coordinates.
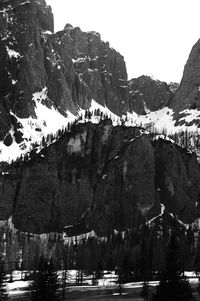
(0, 259, 8, 301)
(140, 239, 151, 281)
(194, 234, 200, 276)
(93, 261, 104, 285)
(115, 255, 133, 296)
(30, 256, 60, 301)
(140, 281, 149, 301)
(116, 267, 124, 296)
(197, 277, 200, 296)
(152, 232, 194, 301)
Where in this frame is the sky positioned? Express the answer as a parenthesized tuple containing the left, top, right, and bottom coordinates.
(46, 0, 200, 84)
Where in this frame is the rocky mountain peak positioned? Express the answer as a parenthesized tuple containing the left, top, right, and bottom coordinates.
(172, 38, 200, 112)
(0, 0, 131, 159)
(64, 23, 73, 30)
(0, 0, 54, 32)
(0, 0, 185, 163)
(128, 75, 175, 114)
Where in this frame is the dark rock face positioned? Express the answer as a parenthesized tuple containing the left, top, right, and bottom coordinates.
(0, 0, 176, 145)
(0, 0, 130, 143)
(172, 39, 200, 112)
(128, 75, 175, 115)
(62, 26, 129, 115)
(153, 139, 200, 223)
(1, 122, 200, 235)
(0, 0, 55, 139)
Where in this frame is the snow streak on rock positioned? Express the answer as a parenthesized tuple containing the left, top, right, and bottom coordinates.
(0, 88, 76, 163)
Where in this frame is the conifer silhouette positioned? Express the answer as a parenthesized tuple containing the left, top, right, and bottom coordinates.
(152, 232, 194, 301)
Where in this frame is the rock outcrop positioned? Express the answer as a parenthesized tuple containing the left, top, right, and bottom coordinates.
(0, 0, 55, 138)
(59, 25, 129, 115)
(172, 39, 200, 112)
(128, 75, 175, 114)
(0, 121, 200, 235)
(0, 0, 130, 144)
(0, 0, 177, 147)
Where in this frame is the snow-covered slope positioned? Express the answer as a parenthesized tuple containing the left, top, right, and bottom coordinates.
(1, 0, 200, 165)
(2, 94, 200, 163)
(126, 107, 200, 134)
(0, 88, 76, 162)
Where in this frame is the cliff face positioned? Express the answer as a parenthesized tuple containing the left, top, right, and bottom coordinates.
(153, 139, 200, 223)
(0, 0, 177, 149)
(0, 0, 199, 235)
(0, 0, 130, 145)
(128, 75, 175, 114)
(172, 39, 200, 112)
(60, 24, 129, 115)
(0, 0, 54, 138)
(0, 121, 200, 235)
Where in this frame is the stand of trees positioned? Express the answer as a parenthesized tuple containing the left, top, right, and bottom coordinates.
(0, 258, 7, 301)
(1, 221, 200, 278)
(0, 226, 200, 299)
(152, 232, 194, 301)
(30, 255, 61, 301)
(27, 231, 199, 300)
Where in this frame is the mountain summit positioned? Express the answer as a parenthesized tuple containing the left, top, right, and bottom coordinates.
(0, 0, 178, 163)
(172, 38, 200, 112)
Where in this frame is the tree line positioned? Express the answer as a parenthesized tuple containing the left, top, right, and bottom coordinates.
(0, 230, 200, 300)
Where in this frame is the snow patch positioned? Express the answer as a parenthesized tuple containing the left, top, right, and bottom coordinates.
(11, 79, 17, 85)
(147, 203, 165, 225)
(0, 88, 76, 163)
(32, 87, 48, 102)
(89, 99, 121, 126)
(42, 30, 53, 35)
(63, 230, 97, 245)
(179, 108, 200, 123)
(126, 107, 200, 134)
(6, 46, 20, 59)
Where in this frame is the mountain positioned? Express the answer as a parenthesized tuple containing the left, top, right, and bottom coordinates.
(172, 38, 200, 112)
(1, 0, 200, 273)
(1, 120, 200, 235)
(0, 0, 178, 163)
(0, 120, 200, 273)
(128, 75, 176, 115)
(0, 0, 128, 145)
(169, 39, 200, 128)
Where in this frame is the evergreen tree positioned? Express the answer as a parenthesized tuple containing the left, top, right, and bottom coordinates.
(140, 281, 149, 301)
(85, 109, 89, 119)
(61, 268, 70, 300)
(93, 261, 104, 285)
(194, 234, 200, 276)
(197, 277, 200, 296)
(41, 136, 46, 147)
(140, 239, 151, 281)
(88, 110, 92, 119)
(116, 267, 124, 296)
(152, 232, 194, 301)
(0, 259, 8, 301)
(30, 256, 60, 301)
(116, 255, 134, 295)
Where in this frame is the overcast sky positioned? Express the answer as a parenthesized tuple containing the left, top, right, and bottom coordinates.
(46, 0, 200, 84)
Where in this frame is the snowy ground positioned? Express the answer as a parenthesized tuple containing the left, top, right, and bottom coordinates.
(1, 86, 200, 164)
(6, 270, 200, 300)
